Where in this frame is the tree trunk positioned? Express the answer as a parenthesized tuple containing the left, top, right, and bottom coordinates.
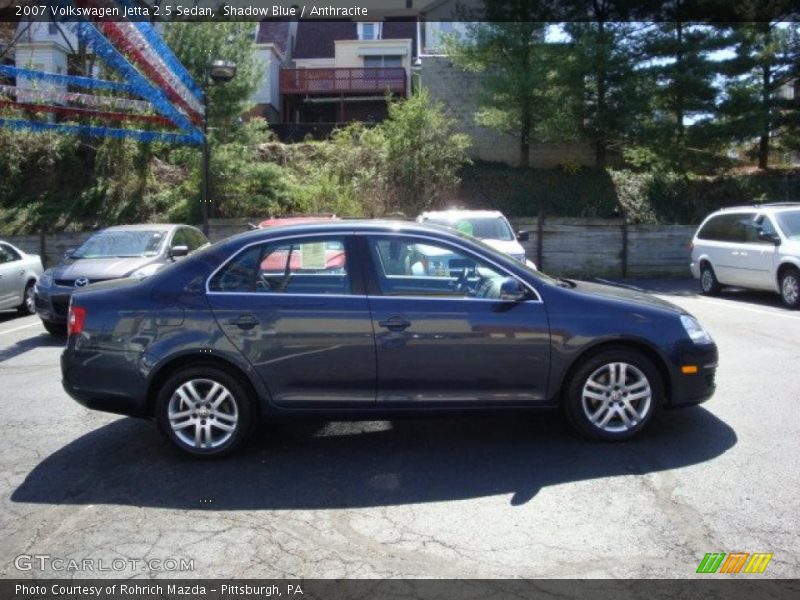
(595, 142, 607, 168)
(520, 107, 531, 168)
(595, 16, 608, 168)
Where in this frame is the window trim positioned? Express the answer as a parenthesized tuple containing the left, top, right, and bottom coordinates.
(205, 232, 363, 297)
(358, 22, 382, 41)
(358, 232, 542, 303)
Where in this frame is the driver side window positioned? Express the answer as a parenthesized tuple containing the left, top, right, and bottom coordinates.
(368, 236, 512, 299)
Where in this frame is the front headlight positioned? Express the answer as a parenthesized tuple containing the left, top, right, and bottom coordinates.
(38, 269, 54, 287)
(128, 264, 162, 279)
(680, 314, 713, 345)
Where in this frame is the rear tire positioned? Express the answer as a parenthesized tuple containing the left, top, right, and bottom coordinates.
(17, 282, 35, 316)
(564, 348, 663, 441)
(42, 320, 66, 336)
(700, 264, 721, 296)
(780, 267, 800, 309)
(155, 365, 254, 458)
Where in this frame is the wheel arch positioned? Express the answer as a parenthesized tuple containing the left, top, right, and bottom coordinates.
(558, 338, 673, 406)
(145, 354, 262, 418)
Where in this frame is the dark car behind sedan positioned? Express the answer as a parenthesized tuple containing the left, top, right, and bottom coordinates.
(61, 221, 718, 458)
(35, 224, 208, 335)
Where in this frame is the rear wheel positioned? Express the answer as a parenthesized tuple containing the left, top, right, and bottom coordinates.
(155, 366, 254, 458)
(780, 267, 800, 309)
(564, 348, 663, 441)
(42, 320, 66, 336)
(17, 282, 35, 316)
(700, 263, 721, 296)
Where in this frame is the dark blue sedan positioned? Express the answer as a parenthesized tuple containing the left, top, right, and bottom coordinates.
(61, 221, 718, 457)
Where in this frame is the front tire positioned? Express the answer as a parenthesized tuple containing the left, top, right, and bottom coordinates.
(780, 267, 800, 309)
(700, 264, 721, 296)
(17, 282, 35, 316)
(42, 320, 66, 336)
(564, 348, 663, 441)
(155, 366, 254, 458)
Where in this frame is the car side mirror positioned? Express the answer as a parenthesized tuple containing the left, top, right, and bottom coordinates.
(64, 248, 76, 259)
(757, 230, 781, 245)
(170, 245, 189, 259)
(499, 277, 528, 302)
(517, 231, 530, 242)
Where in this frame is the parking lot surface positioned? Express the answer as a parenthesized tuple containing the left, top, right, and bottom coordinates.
(0, 278, 798, 578)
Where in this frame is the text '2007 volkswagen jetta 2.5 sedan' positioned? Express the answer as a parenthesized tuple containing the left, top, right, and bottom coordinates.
(61, 221, 718, 457)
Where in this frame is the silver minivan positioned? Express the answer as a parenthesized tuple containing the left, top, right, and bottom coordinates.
(690, 203, 800, 308)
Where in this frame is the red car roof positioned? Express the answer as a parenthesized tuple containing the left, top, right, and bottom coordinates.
(258, 215, 338, 228)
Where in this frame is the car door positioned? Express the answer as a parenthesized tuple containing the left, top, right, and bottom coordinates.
(0, 243, 24, 308)
(361, 234, 550, 404)
(738, 215, 780, 290)
(206, 233, 376, 406)
(699, 212, 754, 286)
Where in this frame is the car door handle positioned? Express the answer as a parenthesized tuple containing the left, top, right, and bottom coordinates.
(228, 314, 259, 330)
(378, 316, 411, 332)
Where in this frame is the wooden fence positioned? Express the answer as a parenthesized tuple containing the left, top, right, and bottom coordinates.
(3, 217, 696, 278)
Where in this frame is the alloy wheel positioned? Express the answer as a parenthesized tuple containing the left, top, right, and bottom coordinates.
(782, 274, 799, 307)
(701, 269, 714, 293)
(24, 285, 35, 313)
(581, 362, 652, 434)
(168, 379, 239, 449)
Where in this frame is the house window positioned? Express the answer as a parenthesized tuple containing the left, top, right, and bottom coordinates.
(364, 55, 403, 68)
(358, 22, 382, 41)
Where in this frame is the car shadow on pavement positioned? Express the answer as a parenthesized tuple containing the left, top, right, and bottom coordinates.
(12, 407, 735, 509)
(0, 332, 63, 363)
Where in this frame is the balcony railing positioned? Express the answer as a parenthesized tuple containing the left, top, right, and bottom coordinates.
(280, 68, 406, 95)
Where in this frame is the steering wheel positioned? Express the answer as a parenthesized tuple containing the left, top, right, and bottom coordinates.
(454, 268, 471, 294)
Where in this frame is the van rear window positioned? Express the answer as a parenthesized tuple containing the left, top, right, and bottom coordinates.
(697, 213, 755, 242)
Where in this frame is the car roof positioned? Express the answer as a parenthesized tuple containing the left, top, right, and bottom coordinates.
(716, 203, 800, 214)
(420, 209, 504, 220)
(103, 224, 185, 232)
(259, 216, 338, 228)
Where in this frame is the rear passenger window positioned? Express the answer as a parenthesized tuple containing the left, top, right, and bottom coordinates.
(697, 213, 755, 242)
(209, 236, 351, 295)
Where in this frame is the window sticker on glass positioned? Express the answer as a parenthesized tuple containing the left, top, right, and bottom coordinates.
(301, 242, 326, 269)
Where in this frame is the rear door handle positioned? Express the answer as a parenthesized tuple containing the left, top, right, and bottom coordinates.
(228, 314, 259, 330)
(378, 316, 411, 332)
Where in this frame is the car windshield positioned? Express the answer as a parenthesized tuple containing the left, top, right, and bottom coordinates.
(426, 216, 515, 241)
(72, 230, 166, 258)
(775, 210, 800, 241)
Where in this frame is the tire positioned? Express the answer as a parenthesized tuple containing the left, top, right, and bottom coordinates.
(155, 365, 254, 458)
(17, 281, 35, 316)
(779, 267, 800, 310)
(563, 348, 663, 442)
(699, 263, 721, 296)
(42, 320, 67, 336)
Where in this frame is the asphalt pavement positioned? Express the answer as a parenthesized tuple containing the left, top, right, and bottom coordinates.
(0, 278, 798, 578)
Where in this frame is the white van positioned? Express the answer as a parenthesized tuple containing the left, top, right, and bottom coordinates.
(690, 203, 800, 308)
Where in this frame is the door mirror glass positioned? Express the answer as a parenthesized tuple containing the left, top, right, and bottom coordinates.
(757, 230, 781, 245)
(517, 231, 530, 242)
(499, 277, 527, 302)
(170, 245, 190, 258)
(64, 248, 76, 259)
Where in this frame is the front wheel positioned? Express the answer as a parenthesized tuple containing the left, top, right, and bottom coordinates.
(17, 282, 35, 316)
(155, 366, 254, 458)
(780, 267, 800, 309)
(564, 348, 663, 441)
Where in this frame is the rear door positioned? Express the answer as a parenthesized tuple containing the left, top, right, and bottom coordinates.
(696, 212, 754, 285)
(206, 233, 376, 406)
(738, 214, 779, 290)
(361, 234, 550, 404)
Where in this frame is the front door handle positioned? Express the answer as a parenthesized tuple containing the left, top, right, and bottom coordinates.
(378, 315, 411, 332)
(228, 314, 259, 330)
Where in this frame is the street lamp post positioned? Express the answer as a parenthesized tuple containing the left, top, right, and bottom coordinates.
(201, 59, 237, 236)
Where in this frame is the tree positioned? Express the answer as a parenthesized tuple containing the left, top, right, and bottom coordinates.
(445, 0, 576, 168)
(563, 0, 647, 167)
(718, 21, 798, 168)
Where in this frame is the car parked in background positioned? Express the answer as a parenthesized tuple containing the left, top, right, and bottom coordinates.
(36, 224, 208, 335)
(690, 203, 800, 308)
(62, 220, 717, 458)
(255, 213, 338, 229)
(417, 209, 536, 269)
(0, 241, 43, 315)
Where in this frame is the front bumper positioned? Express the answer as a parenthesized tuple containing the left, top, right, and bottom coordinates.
(34, 284, 74, 324)
(668, 341, 718, 408)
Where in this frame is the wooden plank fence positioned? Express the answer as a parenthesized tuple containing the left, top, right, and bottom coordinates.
(2, 217, 697, 278)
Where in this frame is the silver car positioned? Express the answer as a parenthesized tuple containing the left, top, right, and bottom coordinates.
(0, 241, 44, 315)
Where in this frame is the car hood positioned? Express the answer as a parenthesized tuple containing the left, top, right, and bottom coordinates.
(570, 279, 683, 314)
(50, 256, 157, 280)
(481, 238, 525, 257)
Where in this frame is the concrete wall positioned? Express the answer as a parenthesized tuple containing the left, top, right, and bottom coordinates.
(3, 218, 695, 278)
(419, 56, 596, 168)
